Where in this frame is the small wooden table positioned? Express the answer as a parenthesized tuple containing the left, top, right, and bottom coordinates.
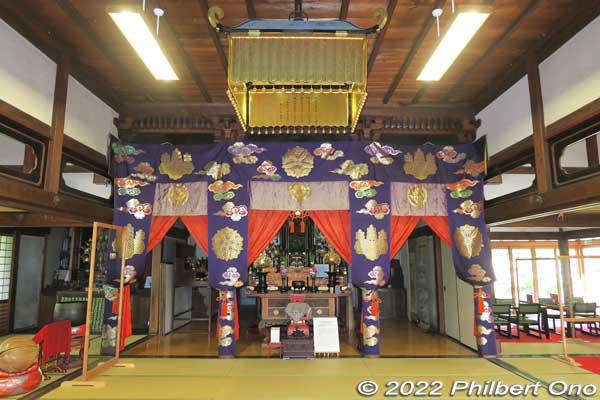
(246, 290, 354, 333)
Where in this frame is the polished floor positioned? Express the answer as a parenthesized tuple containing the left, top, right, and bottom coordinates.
(123, 318, 475, 357)
(42, 356, 600, 399)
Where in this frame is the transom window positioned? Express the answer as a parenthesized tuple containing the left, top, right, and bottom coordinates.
(0, 236, 14, 302)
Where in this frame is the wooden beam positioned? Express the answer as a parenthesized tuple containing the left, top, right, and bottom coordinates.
(197, 0, 228, 75)
(0, 1, 122, 111)
(475, 3, 600, 113)
(586, 135, 599, 167)
(527, 54, 552, 193)
(441, 0, 541, 102)
(383, 0, 445, 104)
(0, 176, 113, 223)
(499, 214, 600, 228)
(44, 54, 69, 193)
(339, 0, 350, 20)
(246, 0, 257, 19)
(489, 231, 561, 241)
(367, 0, 397, 78)
(162, 15, 212, 103)
(485, 174, 600, 225)
(564, 228, 600, 240)
(410, 84, 429, 105)
(54, 0, 156, 102)
(0, 213, 90, 228)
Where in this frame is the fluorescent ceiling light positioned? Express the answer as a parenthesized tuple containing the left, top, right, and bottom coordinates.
(109, 11, 178, 80)
(417, 11, 489, 81)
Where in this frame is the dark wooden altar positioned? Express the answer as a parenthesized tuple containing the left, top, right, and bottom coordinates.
(246, 290, 354, 333)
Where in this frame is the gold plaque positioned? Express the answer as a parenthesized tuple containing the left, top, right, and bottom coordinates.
(407, 184, 428, 208)
(159, 148, 194, 180)
(211, 227, 244, 261)
(166, 184, 189, 207)
(282, 146, 314, 178)
(354, 225, 388, 261)
(288, 182, 311, 204)
(404, 148, 437, 180)
(454, 225, 484, 259)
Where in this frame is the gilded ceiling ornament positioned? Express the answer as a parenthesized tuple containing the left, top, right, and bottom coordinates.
(159, 148, 194, 180)
(403, 148, 437, 180)
(282, 146, 314, 178)
(166, 184, 190, 207)
(354, 225, 388, 261)
(288, 182, 311, 204)
(436, 146, 466, 164)
(113, 223, 145, 260)
(349, 180, 383, 199)
(453, 199, 483, 219)
(357, 200, 390, 220)
(468, 264, 492, 283)
(407, 184, 428, 209)
(197, 161, 231, 180)
(455, 159, 485, 177)
(208, 180, 243, 201)
(332, 160, 369, 180)
(446, 179, 478, 199)
(211, 227, 244, 261)
(454, 225, 484, 259)
(313, 143, 344, 160)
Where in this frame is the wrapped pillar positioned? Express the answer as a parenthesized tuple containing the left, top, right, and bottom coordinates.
(217, 289, 238, 357)
(474, 285, 497, 356)
(361, 289, 381, 357)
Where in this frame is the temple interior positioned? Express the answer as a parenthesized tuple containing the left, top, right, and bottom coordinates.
(1, 0, 600, 398)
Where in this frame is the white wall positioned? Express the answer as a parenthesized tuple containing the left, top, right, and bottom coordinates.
(0, 17, 118, 155)
(540, 16, 600, 126)
(477, 76, 532, 156)
(65, 76, 119, 154)
(0, 19, 56, 125)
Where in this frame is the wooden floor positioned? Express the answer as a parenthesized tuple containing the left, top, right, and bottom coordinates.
(124, 319, 475, 357)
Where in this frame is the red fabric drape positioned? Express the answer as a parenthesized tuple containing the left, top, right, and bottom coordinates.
(119, 284, 132, 350)
(247, 210, 289, 265)
(423, 216, 451, 247)
(390, 216, 421, 257)
(33, 320, 71, 365)
(147, 216, 179, 252)
(309, 210, 351, 264)
(181, 216, 209, 254)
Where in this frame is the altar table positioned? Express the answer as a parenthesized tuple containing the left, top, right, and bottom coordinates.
(246, 291, 354, 333)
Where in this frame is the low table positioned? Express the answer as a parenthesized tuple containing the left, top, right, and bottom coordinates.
(282, 338, 314, 359)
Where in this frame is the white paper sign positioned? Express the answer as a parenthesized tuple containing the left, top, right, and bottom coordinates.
(313, 317, 340, 353)
(270, 327, 280, 344)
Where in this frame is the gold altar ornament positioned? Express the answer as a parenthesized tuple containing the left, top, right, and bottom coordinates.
(159, 148, 194, 180)
(113, 223, 145, 260)
(166, 183, 189, 207)
(323, 250, 341, 267)
(288, 182, 311, 204)
(403, 149, 437, 180)
(211, 227, 244, 261)
(407, 184, 428, 208)
(282, 146, 314, 178)
(354, 225, 388, 261)
(254, 252, 272, 270)
(454, 225, 484, 259)
(332, 160, 369, 180)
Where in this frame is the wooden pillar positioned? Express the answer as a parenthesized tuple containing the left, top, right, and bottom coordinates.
(148, 245, 162, 336)
(44, 55, 69, 193)
(586, 135, 599, 167)
(433, 236, 445, 335)
(527, 55, 552, 193)
(557, 234, 573, 304)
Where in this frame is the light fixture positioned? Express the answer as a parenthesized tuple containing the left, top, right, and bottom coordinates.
(417, 8, 490, 81)
(108, 7, 178, 80)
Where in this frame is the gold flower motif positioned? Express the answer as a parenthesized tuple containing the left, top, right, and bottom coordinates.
(407, 184, 428, 208)
(354, 225, 388, 261)
(159, 148, 194, 180)
(332, 160, 369, 180)
(288, 182, 311, 204)
(211, 227, 244, 261)
(282, 146, 314, 178)
(404, 148, 437, 180)
(454, 225, 484, 259)
(166, 184, 190, 207)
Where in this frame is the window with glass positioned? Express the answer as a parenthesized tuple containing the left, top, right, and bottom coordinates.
(492, 248, 512, 300)
(0, 236, 14, 301)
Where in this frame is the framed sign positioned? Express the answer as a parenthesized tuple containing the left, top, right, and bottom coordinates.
(313, 317, 340, 355)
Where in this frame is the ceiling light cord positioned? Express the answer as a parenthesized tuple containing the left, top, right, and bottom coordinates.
(154, 7, 164, 35)
(432, 8, 443, 37)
